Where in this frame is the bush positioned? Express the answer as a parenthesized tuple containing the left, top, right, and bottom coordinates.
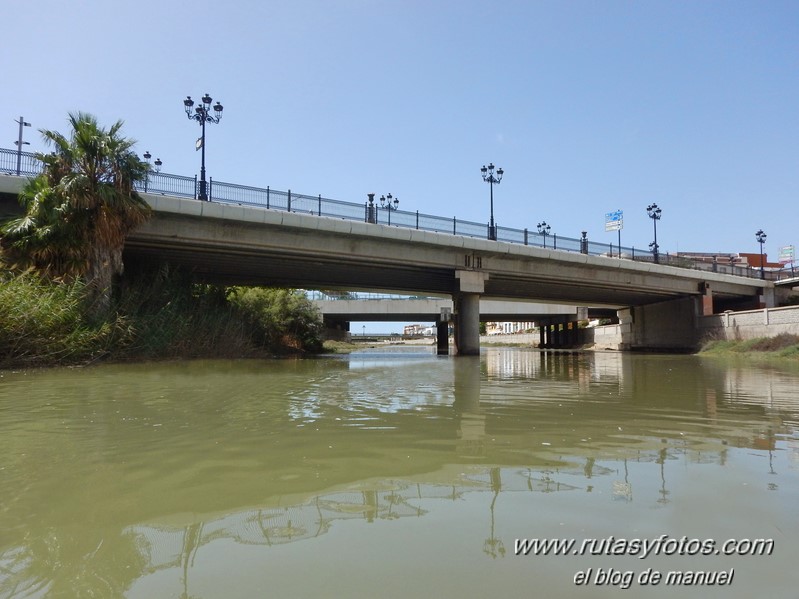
(0, 272, 128, 367)
(0, 268, 326, 368)
(229, 287, 324, 353)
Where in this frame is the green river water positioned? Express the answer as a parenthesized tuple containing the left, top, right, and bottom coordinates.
(1, 347, 797, 598)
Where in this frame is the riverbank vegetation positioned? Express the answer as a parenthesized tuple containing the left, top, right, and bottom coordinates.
(0, 269, 326, 368)
(700, 334, 799, 359)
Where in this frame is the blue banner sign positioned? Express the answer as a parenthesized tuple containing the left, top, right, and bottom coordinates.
(605, 210, 623, 232)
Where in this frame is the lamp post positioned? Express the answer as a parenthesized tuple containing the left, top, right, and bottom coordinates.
(379, 193, 399, 225)
(13, 116, 31, 176)
(755, 229, 767, 279)
(646, 203, 662, 264)
(142, 151, 162, 193)
(183, 94, 223, 201)
(537, 221, 551, 248)
(481, 163, 504, 240)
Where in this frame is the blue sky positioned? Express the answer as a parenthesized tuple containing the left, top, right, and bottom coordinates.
(4, 1, 798, 330)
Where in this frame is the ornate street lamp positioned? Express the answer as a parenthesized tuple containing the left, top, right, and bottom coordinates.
(13, 116, 31, 176)
(183, 93, 223, 201)
(481, 163, 504, 241)
(379, 193, 399, 225)
(142, 151, 162, 193)
(537, 221, 551, 248)
(646, 203, 662, 264)
(755, 229, 767, 279)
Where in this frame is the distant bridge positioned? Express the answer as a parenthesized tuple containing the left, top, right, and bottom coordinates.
(311, 295, 591, 322)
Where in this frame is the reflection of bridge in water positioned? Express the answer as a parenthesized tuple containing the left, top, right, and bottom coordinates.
(1, 352, 798, 598)
(125, 467, 594, 581)
(123, 350, 799, 590)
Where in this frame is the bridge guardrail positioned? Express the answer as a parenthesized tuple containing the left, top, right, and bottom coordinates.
(1, 146, 788, 281)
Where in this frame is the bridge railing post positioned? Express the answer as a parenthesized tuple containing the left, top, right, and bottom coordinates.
(209, 177, 213, 201)
(453, 216, 456, 235)
(318, 194, 322, 216)
(553, 234, 557, 250)
(193, 175, 198, 200)
(524, 228, 528, 245)
(416, 211, 419, 230)
(267, 186, 270, 209)
(287, 189, 292, 212)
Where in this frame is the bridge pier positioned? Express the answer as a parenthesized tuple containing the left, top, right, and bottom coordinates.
(454, 270, 489, 356)
(618, 296, 700, 351)
(322, 317, 351, 341)
(437, 321, 449, 355)
(454, 293, 481, 355)
(537, 313, 586, 349)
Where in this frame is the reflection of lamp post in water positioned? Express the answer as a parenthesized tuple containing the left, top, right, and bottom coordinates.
(180, 522, 203, 599)
(483, 467, 506, 558)
(657, 447, 670, 505)
(612, 459, 632, 502)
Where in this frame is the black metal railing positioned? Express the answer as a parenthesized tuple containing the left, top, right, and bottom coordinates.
(0, 146, 785, 281)
(0, 147, 42, 177)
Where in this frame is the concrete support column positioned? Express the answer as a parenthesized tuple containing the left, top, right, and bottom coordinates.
(617, 297, 700, 351)
(454, 270, 488, 356)
(322, 317, 351, 341)
(437, 321, 449, 355)
(567, 322, 577, 347)
(554, 324, 562, 348)
(454, 293, 481, 355)
(761, 287, 776, 309)
(538, 324, 545, 348)
(700, 282, 714, 316)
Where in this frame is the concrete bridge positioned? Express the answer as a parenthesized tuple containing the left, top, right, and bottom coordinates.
(312, 296, 585, 323)
(311, 295, 604, 346)
(0, 173, 776, 355)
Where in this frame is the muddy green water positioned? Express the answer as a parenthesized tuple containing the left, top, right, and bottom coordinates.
(0, 348, 797, 598)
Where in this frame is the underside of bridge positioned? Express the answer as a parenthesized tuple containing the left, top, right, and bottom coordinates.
(119, 208, 766, 354)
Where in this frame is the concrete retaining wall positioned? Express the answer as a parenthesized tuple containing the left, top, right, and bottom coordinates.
(578, 325, 623, 350)
(480, 333, 538, 346)
(698, 305, 799, 340)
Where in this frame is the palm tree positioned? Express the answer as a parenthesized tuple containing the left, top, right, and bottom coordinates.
(1, 112, 151, 315)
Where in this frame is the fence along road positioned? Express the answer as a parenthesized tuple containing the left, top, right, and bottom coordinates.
(0, 147, 778, 281)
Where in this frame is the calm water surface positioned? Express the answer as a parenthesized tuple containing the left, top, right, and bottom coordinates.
(0, 348, 797, 598)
